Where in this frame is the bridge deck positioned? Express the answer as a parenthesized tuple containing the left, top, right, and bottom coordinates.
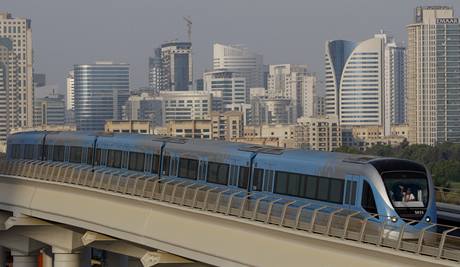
(0, 159, 460, 266)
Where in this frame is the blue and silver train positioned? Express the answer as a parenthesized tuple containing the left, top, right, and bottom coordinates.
(5, 131, 437, 227)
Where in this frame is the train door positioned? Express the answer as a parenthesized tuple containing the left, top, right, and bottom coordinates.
(343, 174, 361, 209)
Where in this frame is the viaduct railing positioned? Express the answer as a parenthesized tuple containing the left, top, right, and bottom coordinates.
(0, 159, 459, 264)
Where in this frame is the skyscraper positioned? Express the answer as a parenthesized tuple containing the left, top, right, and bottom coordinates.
(74, 62, 129, 131)
(160, 42, 192, 91)
(0, 37, 17, 143)
(148, 48, 162, 91)
(326, 33, 405, 135)
(0, 12, 33, 129)
(213, 43, 264, 101)
(324, 40, 356, 116)
(407, 6, 460, 145)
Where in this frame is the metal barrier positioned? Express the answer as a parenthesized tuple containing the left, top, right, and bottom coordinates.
(435, 186, 460, 205)
(1, 159, 460, 263)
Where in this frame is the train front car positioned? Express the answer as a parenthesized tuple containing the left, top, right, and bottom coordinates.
(368, 158, 436, 232)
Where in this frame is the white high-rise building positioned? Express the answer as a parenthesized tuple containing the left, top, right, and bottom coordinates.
(407, 6, 460, 145)
(267, 64, 316, 119)
(0, 37, 18, 143)
(213, 43, 264, 101)
(66, 70, 74, 111)
(0, 12, 33, 129)
(203, 70, 246, 111)
(326, 33, 405, 136)
(159, 91, 211, 122)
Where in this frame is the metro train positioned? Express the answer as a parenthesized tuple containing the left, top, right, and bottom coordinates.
(5, 131, 437, 227)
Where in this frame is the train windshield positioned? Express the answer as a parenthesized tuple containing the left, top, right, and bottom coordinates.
(382, 171, 428, 208)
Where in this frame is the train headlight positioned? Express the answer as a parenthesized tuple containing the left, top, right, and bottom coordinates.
(425, 216, 431, 223)
(390, 216, 398, 223)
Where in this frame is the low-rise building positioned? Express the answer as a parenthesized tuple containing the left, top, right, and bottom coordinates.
(104, 120, 154, 134)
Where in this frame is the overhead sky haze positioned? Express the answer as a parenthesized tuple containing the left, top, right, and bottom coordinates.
(3, 0, 460, 92)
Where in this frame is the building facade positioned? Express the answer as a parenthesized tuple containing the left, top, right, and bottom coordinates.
(74, 62, 130, 131)
(122, 92, 163, 127)
(66, 70, 74, 111)
(105, 120, 154, 134)
(160, 42, 192, 91)
(33, 94, 66, 127)
(267, 64, 317, 119)
(159, 91, 211, 122)
(203, 70, 246, 111)
(213, 43, 264, 101)
(0, 37, 17, 143)
(148, 47, 162, 92)
(407, 6, 460, 144)
(0, 12, 33, 129)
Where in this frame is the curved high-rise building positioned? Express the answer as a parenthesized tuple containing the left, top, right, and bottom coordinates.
(324, 40, 356, 116)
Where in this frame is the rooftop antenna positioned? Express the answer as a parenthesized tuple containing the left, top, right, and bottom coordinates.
(183, 16, 192, 43)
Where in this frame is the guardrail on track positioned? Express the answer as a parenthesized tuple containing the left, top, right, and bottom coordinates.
(0, 159, 460, 264)
(435, 187, 460, 205)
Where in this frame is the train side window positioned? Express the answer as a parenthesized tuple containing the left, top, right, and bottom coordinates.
(362, 181, 378, 215)
(11, 144, 21, 159)
(329, 179, 344, 204)
(178, 158, 198, 180)
(128, 152, 145, 172)
(24, 145, 34, 159)
(238, 167, 249, 189)
(317, 177, 329, 201)
(53, 145, 65, 162)
(69, 146, 82, 163)
(252, 168, 264, 191)
(287, 173, 301, 196)
(151, 154, 160, 174)
(43, 145, 49, 160)
(162, 155, 170, 176)
(274, 171, 288, 194)
(107, 150, 122, 168)
(305, 176, 318, 199)
(87, 148, 93, 165)
(95, 149, 101, 165)
(208, 162, 229, 185)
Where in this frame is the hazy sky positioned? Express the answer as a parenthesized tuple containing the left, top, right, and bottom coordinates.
(3, 0, 460, 93)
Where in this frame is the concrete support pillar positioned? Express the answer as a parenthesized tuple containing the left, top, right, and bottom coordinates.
(53, 248, 80, 267)
(106, 252, 128, 267)
(0, 246, 6, 267)
(11, 250, 37, 267)
(41, 248, 53, 267)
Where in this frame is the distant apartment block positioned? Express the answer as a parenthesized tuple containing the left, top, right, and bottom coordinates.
(203, 70, 246, 111)
(105, 120, 154, 134)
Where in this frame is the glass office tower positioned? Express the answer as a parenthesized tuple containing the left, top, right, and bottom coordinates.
(74, 62, 129, 131)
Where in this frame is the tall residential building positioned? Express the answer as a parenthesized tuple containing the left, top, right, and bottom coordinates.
(66, 70, 74, 111)
(407, 6, 460, 144)
(385, 43, 406, 126)
(148, 47, 162, 91)
(74, 62, 130, 131)
(267, 64, 317, 119)
(203, 70, 246, 111)
(160, 42, 192, 91)
(0, 37, 18, 143)
(0, 12, 33, 129)
(213, 43, 264, 101)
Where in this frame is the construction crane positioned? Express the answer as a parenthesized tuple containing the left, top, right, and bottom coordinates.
(183, 16, 192, 43)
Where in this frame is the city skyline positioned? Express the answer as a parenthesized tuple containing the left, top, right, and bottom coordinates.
(3, 0, 460, 93)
